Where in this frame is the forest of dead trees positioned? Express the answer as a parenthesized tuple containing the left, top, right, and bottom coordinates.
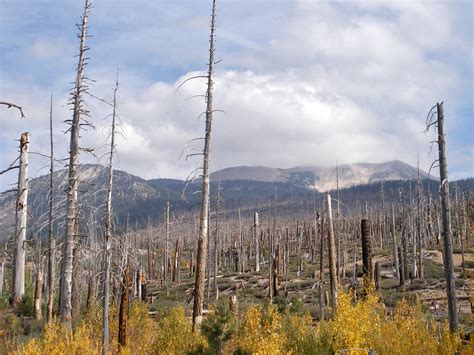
(0, 0, 473, 354)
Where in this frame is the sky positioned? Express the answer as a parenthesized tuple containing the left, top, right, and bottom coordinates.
(0, 0, 473, 191)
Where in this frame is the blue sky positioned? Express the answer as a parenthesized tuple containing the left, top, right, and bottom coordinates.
(0, 0, 472, 190)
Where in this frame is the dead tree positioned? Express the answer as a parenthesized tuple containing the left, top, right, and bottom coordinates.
(172, 238, 179, 283)
(254, 211, 260, 272)
(136, 268, 142, 301)
(417, 159, 424, 278)
(238, 208, 244, 272)
(86, 272, 96, 312)
(34, 267, 43, 320)
(391, 204, 400, 280)
(326, 193, 338, 308)
(398, 248, 405, 287)
(426, 102, 458, 332)
(213, 179, 222, 300)
(118, 264, 130, 348)
(60, 0, 91, 328)
(12, 132, 29, 305)
(192, 0, 217, 331)
(374, 261, 381, 290)
(0, 243, 7, 295)
(102, 73, 119, 354)
(361, 219, 373, 287)
(164, 203, 169, 281)
(47, 95, 55, 326)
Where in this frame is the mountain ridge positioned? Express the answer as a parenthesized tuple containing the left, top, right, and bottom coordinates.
(210, 160, 432, 191)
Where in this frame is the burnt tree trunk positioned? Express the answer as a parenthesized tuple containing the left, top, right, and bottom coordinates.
(361, 219, 373, 287)
(118, 265, 130, 349)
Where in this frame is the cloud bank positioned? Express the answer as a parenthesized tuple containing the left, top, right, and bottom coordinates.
(0, 0, 472, 190)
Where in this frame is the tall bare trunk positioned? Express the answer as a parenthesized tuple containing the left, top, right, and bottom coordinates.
(165, 201, 170, 295)
(12, 132, 29, 305)
(435, 102, 458, 332)
(213, 180, 221, 300)
(326, 193, 337, 308)
(238, 208, 244, 272)
(192, 0, 217, 331)
(118, 264, 130, 349)
(254, 212, 260, 272)
(417, 160, 424, 278)
(47, 95, 55, 326)
(361, 219, 372, 288)
(60, 0, 91, 328)
(391, 204, 400, 280)
(103, 73, 119, 354)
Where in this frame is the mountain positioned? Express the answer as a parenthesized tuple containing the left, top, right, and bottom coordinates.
(210, 160, 432, 191)
(0, 162, 470, 243)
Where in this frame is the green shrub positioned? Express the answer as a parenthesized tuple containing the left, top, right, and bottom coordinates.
(201, 298, 237, 354)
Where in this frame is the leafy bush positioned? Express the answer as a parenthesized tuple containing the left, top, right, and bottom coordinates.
(231, 303, 286, 354)
(153, 306, 207, 354)
(18, 301, 156, 354)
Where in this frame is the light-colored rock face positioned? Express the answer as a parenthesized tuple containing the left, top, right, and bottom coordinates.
(210, 160, 432, 192)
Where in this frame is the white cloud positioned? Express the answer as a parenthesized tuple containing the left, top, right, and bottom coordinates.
(0, 0, 472, 191)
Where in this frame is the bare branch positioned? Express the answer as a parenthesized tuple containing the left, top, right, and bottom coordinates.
(0, 101, 25, 118)
(174, 75, 208, 93)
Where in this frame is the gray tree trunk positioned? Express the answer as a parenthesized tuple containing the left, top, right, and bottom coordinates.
(326, 193, 338, 308)
(391, 204, 400, 280)
(12, 132, 29, 305)
(102, 73, 118, 355)
(417, 161, 424, 278)
(361, 219, 373, 288)
(436, 102, 458, 332)
(254, 212, 260, 272)
(213, 181, 221, 300)
(47, 95, 55, 326)
(0, 243, 6, 295)
(60, 0, 91, 328)
(192, 0, 217, 331)
(34, 268, 43, 320)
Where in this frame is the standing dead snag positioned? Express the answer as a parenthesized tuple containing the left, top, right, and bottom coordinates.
(12, 132, 29, 305)
(391, 204, 400, 280)
(47, 95, 55, 327)
(361, 219, 373, 288)
(60, 0, 91, 329)
(213, 179, 222, 300)
(102, 72, 119, 355)
(326, 193, 338, 308)
(426, 102, 458, 332)
(254, 211, 260, 272)
(118, 264, 130, 348)
(34, 267, 43, 320)
(192, 0, 217, 331)
(417, 158, 424, 278)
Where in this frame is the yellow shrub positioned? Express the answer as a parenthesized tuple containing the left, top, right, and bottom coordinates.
(18, 301, 156, 355)
(19, 321, 101, 354)
(233, 304, 286, 354)
(124, 301, 157, 354)
(330, 287, 383, 353)
(283, 313, 319, 353)
(153, 307, 206, 354)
